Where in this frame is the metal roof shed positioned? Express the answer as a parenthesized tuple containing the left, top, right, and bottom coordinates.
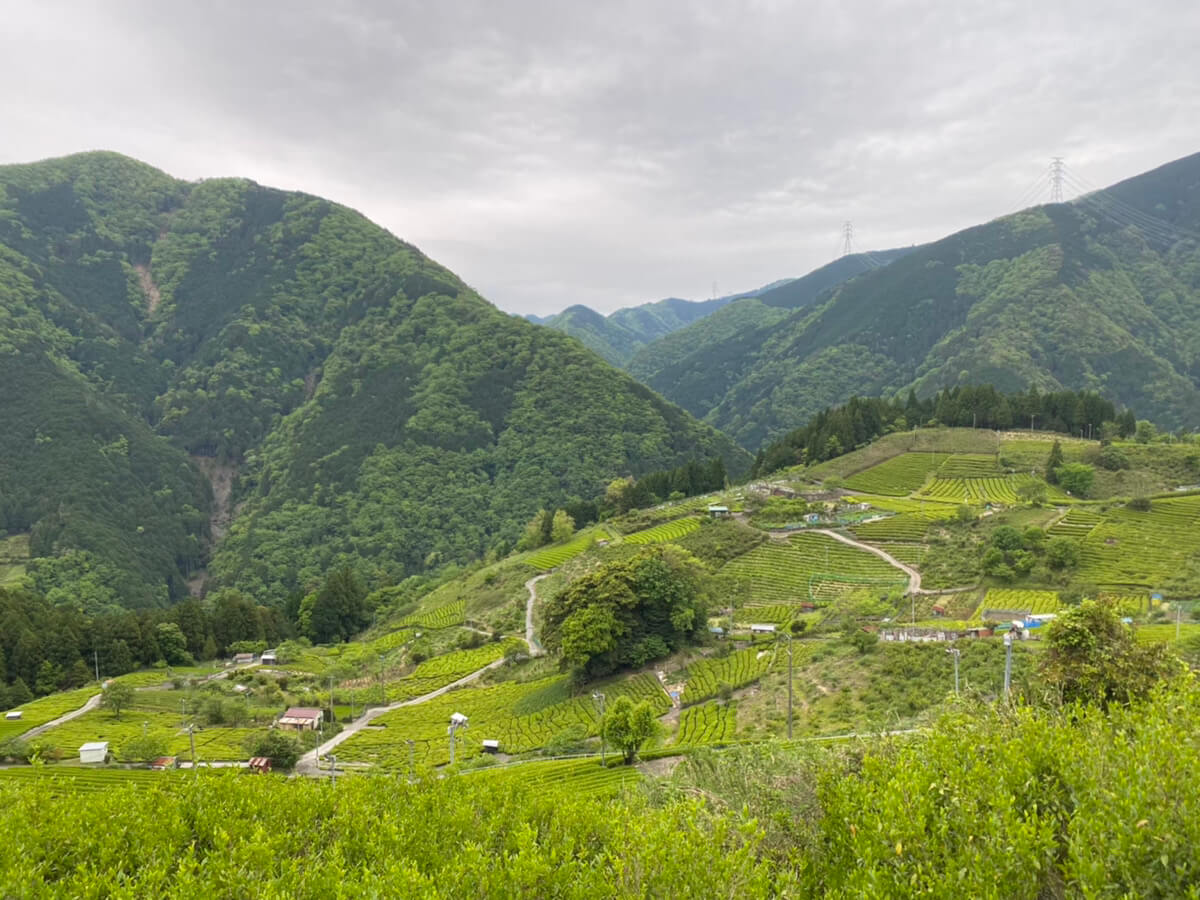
(79, 742, 109, 764)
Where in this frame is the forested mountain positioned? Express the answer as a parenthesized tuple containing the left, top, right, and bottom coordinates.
(627, 249, 913, 387)
(640, 152, 1200, 448)
(0, 152, 749, 610)
(532, 282, 791, 366)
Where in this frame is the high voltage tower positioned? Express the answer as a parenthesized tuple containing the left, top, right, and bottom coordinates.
(1050, 157, 1065, 202)
(841, 221, 855, 256)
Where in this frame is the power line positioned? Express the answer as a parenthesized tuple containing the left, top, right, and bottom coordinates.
(841, 221, 855, 257)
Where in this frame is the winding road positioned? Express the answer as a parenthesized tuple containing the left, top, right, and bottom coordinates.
(19, 692, 103, 740)
(524, 573, 551, 656)
(294, 658, 507, 776)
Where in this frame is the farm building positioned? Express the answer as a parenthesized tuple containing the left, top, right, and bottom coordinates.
(4, 711, 22, 720)
(151, 756, 177, 770)
(750, 623, 777, 634)
(707, 505, 731, 519)
(278, 707, 323, 731)
(79, 742, 109, 764)
(231, 652, 256, 665)
(260, 649, 277, 664)
(481, 740, 500, 754)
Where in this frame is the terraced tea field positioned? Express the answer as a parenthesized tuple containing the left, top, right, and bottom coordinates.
(971, 589, 1059, 622)
(470, 756, 642, 795)
(917, 476, 1021, 505)
(397, 599, 467, 630)
(526, 533, 595, 570)
(1073, 496, 1200, 589)
(1049, 508, 1103, 539)
(1134, 624, 1200, 644)
(936, 454, 999, 477)
(851, 514, 932, 541)
(0, 687, 98, 742)
(737, 605, 796, 625)
(682, 648, 774, 704)
(623, 517, 701, 545)
(843, 453, 950, 496)
(385, 640, 521, 702)
(720, 533, 909, 606)
(675, 701, 737, 746)
(0, 767, 171, 794)
(339, 673, 669, 770)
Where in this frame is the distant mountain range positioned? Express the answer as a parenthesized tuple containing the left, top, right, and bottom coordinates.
(525, 280, 794, 366)
(628, 153, 1200, 447)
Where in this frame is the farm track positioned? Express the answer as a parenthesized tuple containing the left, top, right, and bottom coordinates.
(525, 573, 551, 656)
(19, 693, 102, 740)
(296, 659, 507, 776)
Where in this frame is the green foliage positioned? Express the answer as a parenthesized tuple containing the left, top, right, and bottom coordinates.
(600, 695, 658, 764)
(243, 729, 303, 768)
(1040, 599, 1182, 706)
(543, 546, 710, 677)
(100, 681, 134, 719)
(0, 151, 749, 608)
(1054, 462, 1096, 496)
(121, 730, 170, 762)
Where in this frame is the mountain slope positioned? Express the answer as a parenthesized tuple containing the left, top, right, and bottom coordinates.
(645, 152, 1200, 447)
(629, 249, 915, 416)
(0, 152, 750, 606)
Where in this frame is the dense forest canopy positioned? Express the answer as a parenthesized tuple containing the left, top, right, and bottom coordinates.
(0, 151, 749, 610)
(754, 385, 1127, 475)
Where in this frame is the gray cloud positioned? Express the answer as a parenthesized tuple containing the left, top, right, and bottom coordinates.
(3, 0, 1199, 314)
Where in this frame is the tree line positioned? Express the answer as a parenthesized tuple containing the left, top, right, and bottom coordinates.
(753, 385, 1131, 476)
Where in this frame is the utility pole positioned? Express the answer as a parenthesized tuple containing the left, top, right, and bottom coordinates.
(841, 221, 855, 257)
(1050, 157, 1065, 203)
(592, 692, 606, 765)
(188, 724, 197, 770)
(947, 647, 961, 697)
(785, 634, 793, 740)
(448, 713, 468, 765)
(94, 648, 100, 683)
(1003, 632, 1015, 701)
(330, 754, 337, 787)
(329, 675, 335, 724)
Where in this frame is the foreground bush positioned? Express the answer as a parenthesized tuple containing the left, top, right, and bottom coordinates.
(0, 679, 1197, 896)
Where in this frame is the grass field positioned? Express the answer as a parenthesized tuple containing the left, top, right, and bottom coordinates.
(721, 533, 909, 606)
(0, 687, 99, 742)
(623, 517, 702, 545)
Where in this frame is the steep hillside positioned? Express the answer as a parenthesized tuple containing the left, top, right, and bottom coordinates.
(0, 152, 749, 607)
(628, 249, 914, 408)
(645, 152, 1200, 448)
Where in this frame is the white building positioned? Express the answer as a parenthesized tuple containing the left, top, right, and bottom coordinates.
(79, 741, 109, 764)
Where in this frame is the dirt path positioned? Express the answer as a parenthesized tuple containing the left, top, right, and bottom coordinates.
(811, 528, 926, 593)
(20, 693, 102, 740)
(295, 659, 507, 776)
(524, 573, 551, 656)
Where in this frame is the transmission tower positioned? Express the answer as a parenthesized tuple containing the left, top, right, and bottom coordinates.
(841, 221, 855, 256)
(1050, 157, 1065, 203)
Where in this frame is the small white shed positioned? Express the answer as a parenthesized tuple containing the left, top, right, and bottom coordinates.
(4, 711, 22, 721)
(79, 741, 109, 764)
(481, 739, 500, 753)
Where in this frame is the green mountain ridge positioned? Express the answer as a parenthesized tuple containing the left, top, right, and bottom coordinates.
(0, 151, 750, 608)
(642, 152, 1200, 447)
(531, 281, 794, 366)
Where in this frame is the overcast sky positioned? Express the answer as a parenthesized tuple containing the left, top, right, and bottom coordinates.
(3, 1, 1199, 316)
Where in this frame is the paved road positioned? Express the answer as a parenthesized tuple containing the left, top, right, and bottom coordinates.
(524, 573, 551, 656)
(295, 658, 507, 776)
(19, 693, 102, 740)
